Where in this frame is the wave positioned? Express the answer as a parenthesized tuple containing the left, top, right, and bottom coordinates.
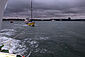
(0, 29, 27, 55)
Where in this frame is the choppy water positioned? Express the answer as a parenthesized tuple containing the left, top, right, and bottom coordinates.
(0, 21, 85, 57)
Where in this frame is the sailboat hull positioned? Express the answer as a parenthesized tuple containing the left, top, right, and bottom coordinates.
(27, 22, 35, 26)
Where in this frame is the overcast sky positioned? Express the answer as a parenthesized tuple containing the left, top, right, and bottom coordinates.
(4, 0, 85, 18)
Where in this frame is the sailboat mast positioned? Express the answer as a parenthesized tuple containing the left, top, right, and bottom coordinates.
(31, 0, 33, 19)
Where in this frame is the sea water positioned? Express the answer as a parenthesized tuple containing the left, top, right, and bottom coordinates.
(0, 21, 85, 57)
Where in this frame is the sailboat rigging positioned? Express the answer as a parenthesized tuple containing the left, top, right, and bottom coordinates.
(31, 0, 33, 20)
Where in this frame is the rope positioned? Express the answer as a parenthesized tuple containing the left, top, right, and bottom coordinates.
(27, 50, 32, 57)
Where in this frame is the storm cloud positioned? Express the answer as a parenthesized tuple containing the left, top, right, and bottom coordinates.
(4, 0, 85, 18)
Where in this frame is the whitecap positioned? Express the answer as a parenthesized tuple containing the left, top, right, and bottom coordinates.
(0, 36, 27, 54)
(1, 29, 15, 32)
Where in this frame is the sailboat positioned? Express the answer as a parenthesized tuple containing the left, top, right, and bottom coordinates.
(25, 0, 35, 27)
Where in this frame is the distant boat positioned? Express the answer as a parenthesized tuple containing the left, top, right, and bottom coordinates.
(24, 18, 35, 27)
(10, 20, 13, 23)
(51, 19, 55, 21)
(24, 0, 35, 27)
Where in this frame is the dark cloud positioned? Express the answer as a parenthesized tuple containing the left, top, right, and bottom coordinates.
(4, 0, 85, 18)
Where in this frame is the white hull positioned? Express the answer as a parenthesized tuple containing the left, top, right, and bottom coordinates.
(0, 0, 8, 29)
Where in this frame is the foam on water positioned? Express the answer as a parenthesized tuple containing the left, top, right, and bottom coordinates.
(0, 29, 16, 36)
(24, 38, 39, 48)
(0, 29, 27, 55)
(0, 36, 27, 55)
(22, 24, 28, 26)
(0, 32, 14, 36)
(1, 29, 15, 32)
(39, 37, 49, 40)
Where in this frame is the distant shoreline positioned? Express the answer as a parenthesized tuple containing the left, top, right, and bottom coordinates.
(2, 19, 85, 21)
